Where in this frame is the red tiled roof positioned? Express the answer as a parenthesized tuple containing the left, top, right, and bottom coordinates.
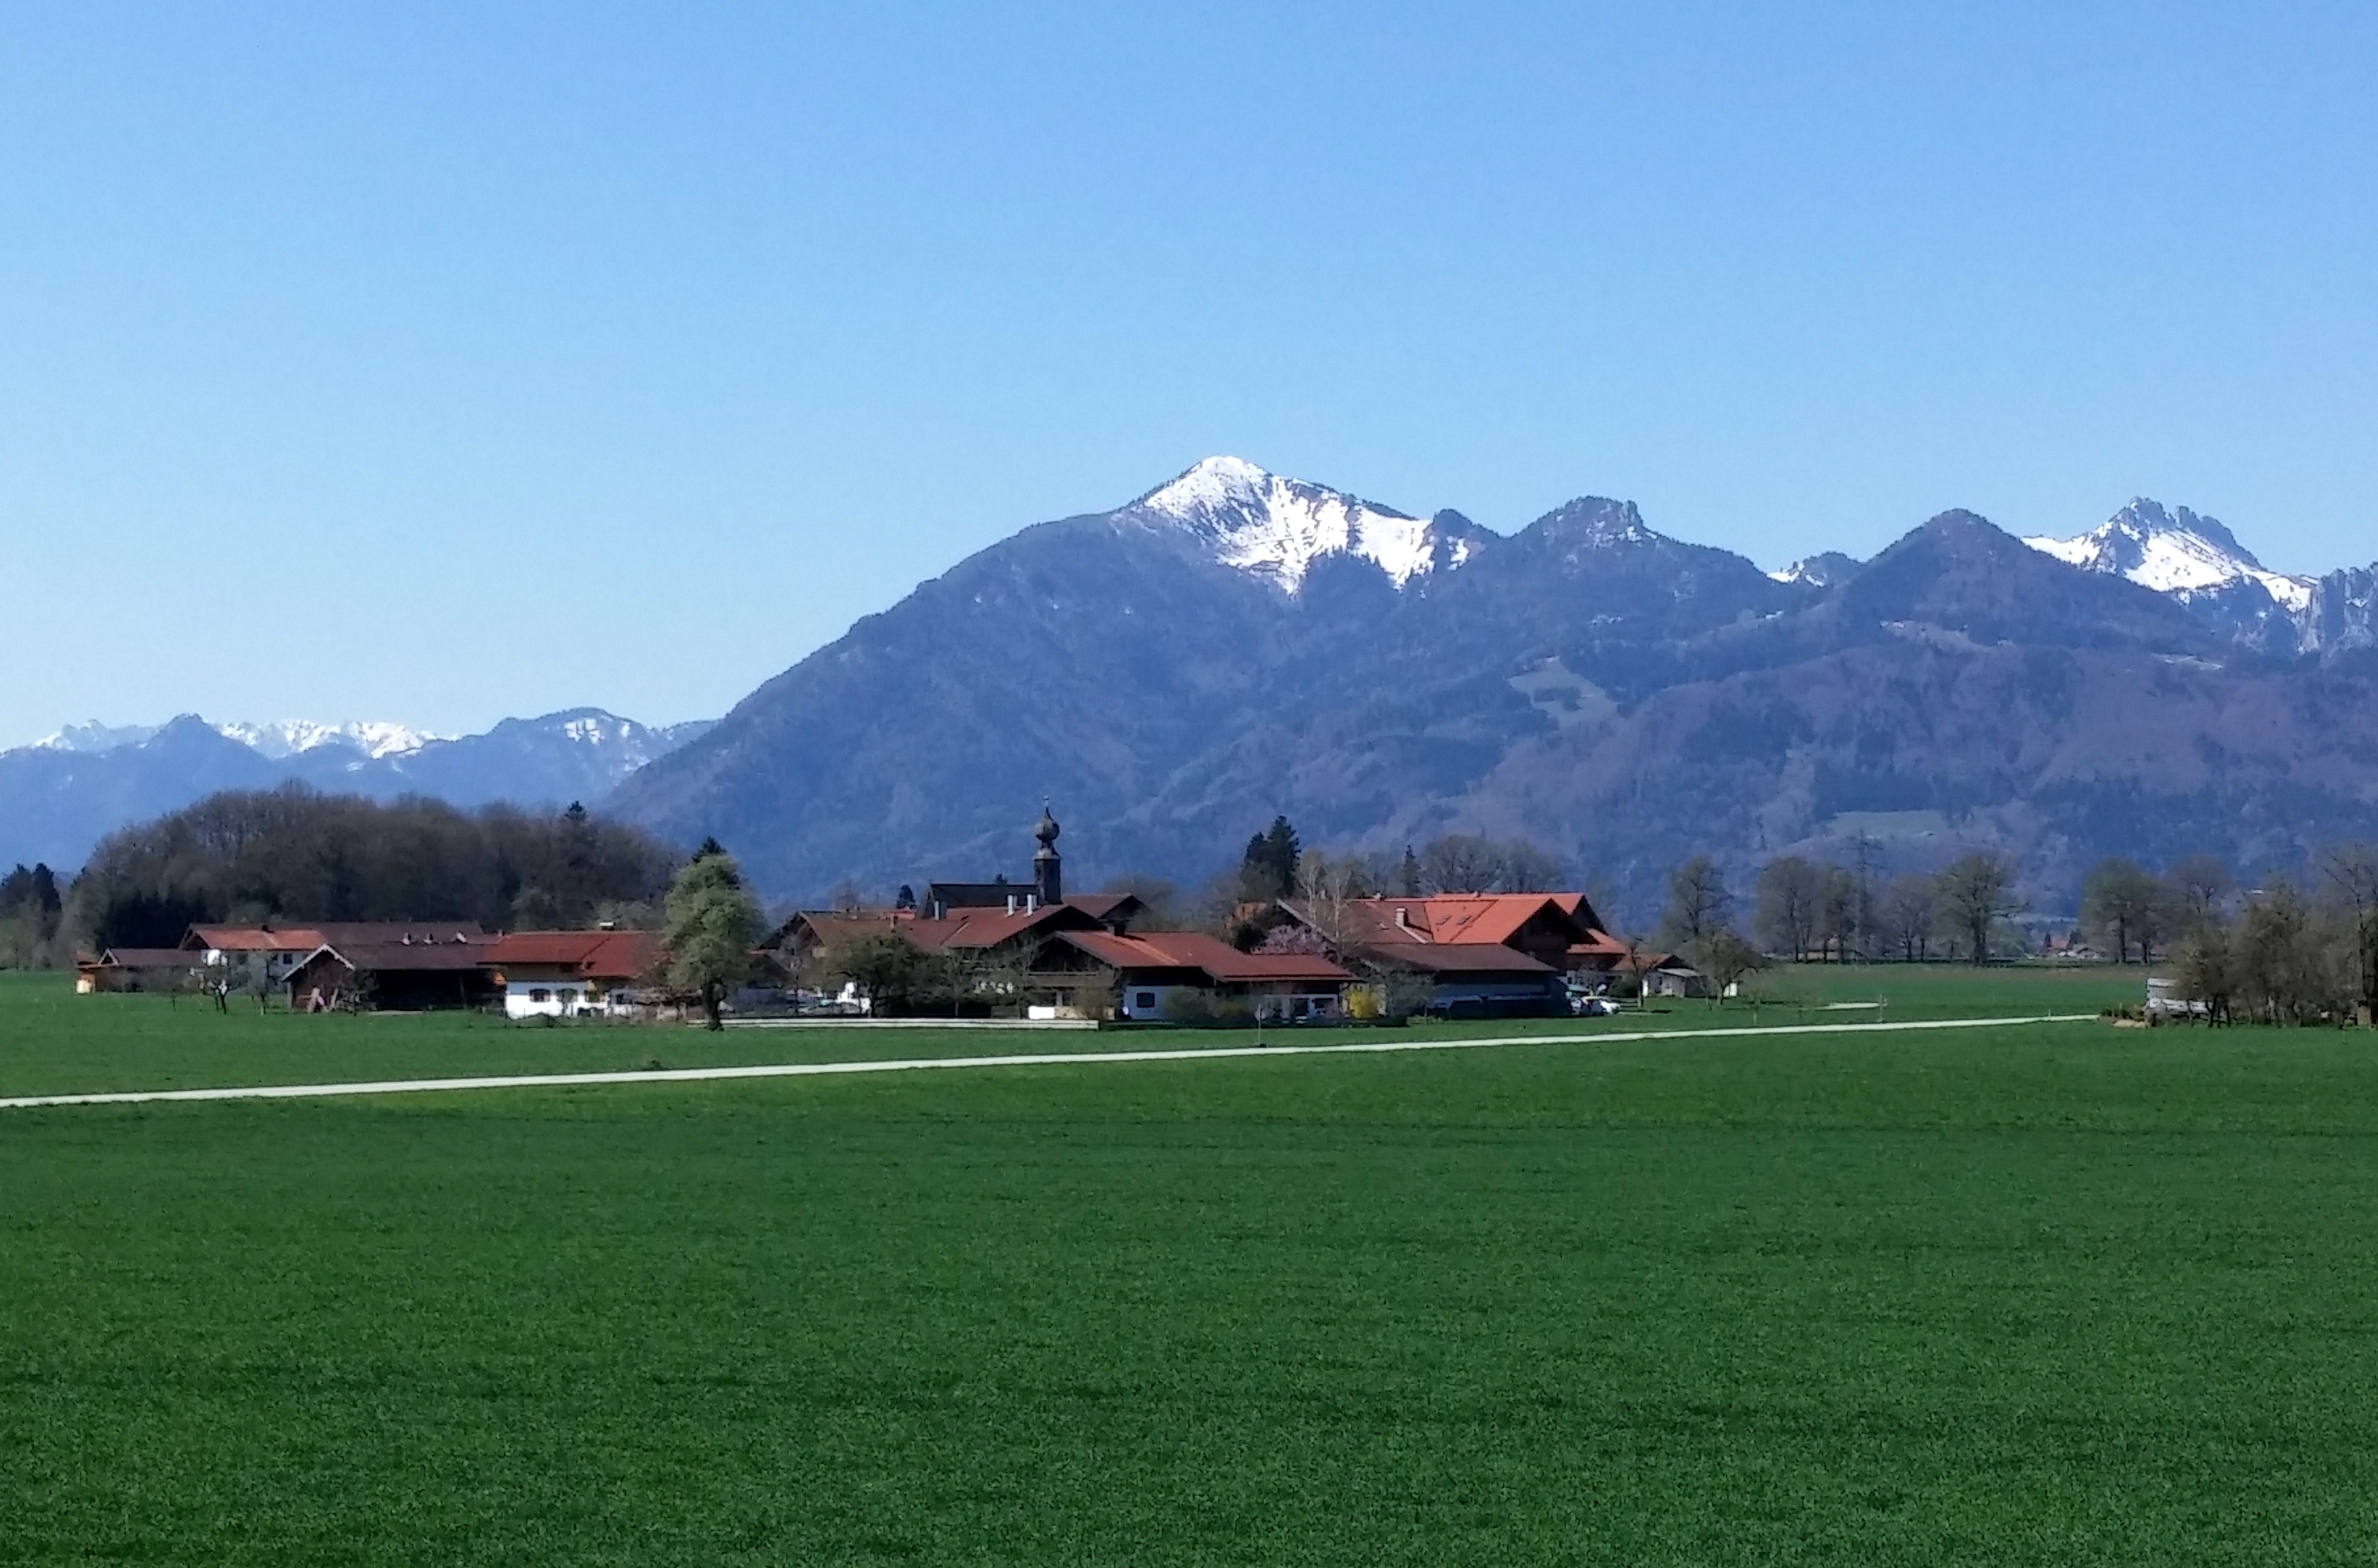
(907, 902, 1102, 951)
(1285, 895, 1589, 950)
(1056, 930, 1349, 985)
(184, 925, 326, 953)
(491, 930, 660, 980)
(1547, 891, 1610, 932)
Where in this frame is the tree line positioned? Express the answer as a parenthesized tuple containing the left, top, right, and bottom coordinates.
(0, 863, 65, 968)
(2167, 847, 2378, 1026)
(59, 785, 680, 954)
(1658, 849, 2028, 972)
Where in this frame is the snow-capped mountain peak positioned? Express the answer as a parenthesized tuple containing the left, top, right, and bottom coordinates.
(214, 719, 444, 760)
(34, 720, 164, 753)
(1130, 456, 1479, 590)
(2023, 499, 2314, 613)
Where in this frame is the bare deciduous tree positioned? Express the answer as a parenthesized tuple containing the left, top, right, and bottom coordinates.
(1660, 857, 1733, 950)
(1934, 852, 2023, 967)
(2319, 843, 2378, 1024)
(1872, 874, 1937, 961)
(1418, 835, 1508, 894)
(1753, 857, 1822, 961)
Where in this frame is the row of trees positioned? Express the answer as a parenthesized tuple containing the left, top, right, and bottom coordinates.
(1664, 850, 2026, 969)
(62, 786, 681, 953)
(2170, 848, 2378, 1026)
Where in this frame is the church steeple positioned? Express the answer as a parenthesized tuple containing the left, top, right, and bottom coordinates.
(1032, 800, 1062, 905)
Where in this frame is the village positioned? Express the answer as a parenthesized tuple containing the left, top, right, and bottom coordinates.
(71, 809, 1701, 1023)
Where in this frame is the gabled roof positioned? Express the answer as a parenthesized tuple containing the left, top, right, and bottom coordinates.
(1282, 895, 1592, 951)
(770, 910, 910, 949)
(183, 921, 490, 954)
(773, 897, 1135, 954)
(490, 930, 660, 981)
(1355, 941, 1555, 976)
(96, 948, 197, 968)
(1055, 930, 1349, 985)
(907, 901, 1105, 951)
(1062, 892, 1143, 924)
(184, 924, 326, 954)
(290, 941, 497, 974)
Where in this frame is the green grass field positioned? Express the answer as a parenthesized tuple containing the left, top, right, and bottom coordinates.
(5, 965, 2370, 1563)
(0, 964, 2140, 1100)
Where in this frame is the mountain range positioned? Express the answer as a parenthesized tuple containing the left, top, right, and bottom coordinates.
(15, 457, 2377, 920)
(0, 710, 711, 871)
(608, 458, 2378, 917)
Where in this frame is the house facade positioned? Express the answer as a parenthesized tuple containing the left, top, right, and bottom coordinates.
(1032, 929, 1350, 1021)
(1269, 893, 1680, 1016)
(489, 930, 661, 1019)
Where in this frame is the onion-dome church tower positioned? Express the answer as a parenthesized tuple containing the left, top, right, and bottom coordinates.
(1032, 801, 1062, 905)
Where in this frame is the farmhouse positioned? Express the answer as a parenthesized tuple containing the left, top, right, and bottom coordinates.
(181, 921, 491, 986)
(1032, 929, 1351, 1021)
(282, 930, 499, 1012)
(1269, 892, 1691, 1015)
(768, 806, 1147, 977)
(489, 929, 661, 1019)
(772, 807, 1352, 1019)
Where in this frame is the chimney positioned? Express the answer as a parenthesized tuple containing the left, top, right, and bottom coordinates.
(1005, 894, 1017, 915)
(1395, 907, 1413, 933)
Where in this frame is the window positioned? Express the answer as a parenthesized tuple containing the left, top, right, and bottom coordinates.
(1134, 992, 1157, 1010)
(529, 988, 550, 1003)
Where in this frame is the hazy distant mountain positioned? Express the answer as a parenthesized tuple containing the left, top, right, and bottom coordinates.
(26, 456, 2376, 915)
(608, 458, 2378, 912)
(0, 709, 711, 872)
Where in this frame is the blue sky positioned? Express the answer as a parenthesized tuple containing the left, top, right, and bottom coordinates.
(2, 2, 2373, 747)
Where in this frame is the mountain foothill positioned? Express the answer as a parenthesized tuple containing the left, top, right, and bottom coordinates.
(607, 458, 2378, 915)
(13, 457, 2377, 918)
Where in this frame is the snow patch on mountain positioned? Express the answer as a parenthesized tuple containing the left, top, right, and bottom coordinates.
(1133, 456, 1472, 591)
(35, 720, 165, 753)
(2024, 499, 2314, 613)
(1767, 551, 1862, 589)
(214, 719, 444, 759)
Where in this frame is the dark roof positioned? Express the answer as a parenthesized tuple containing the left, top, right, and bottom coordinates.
(96, 948, 196, 968)
(922, 880, 1038, 912)
(1061, 892, 1143, 923)
(1056, 930, 1349, 985)
(292, 941, 497, 974)
(185, 921, 490, 953)
(1353, 941, 1556, 976)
